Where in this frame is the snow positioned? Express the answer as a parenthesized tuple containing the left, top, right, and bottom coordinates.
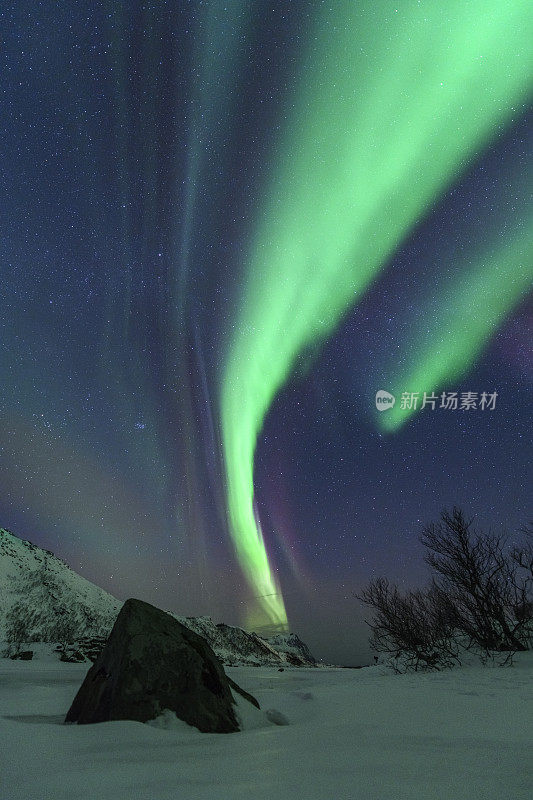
(1, 653, 532, 800)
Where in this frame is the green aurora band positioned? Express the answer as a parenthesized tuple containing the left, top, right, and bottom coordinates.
(378, 219, 533, 432)
(220, 0, 533, 630)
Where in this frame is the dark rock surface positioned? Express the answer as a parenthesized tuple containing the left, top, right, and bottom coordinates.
(58, 647, 86, 663)
(11, 650, 33, 660)
(73, 636, 108, 663)
(227, 676, 260, 709)
(65, 598, 258, 732)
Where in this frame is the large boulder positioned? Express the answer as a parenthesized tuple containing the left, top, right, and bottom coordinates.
(65, 598, 258, 732)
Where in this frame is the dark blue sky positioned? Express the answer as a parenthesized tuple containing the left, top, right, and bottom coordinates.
(1, 1, 531, 664)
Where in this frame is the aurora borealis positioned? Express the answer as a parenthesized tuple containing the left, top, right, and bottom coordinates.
(1, 1, 532, 662)
(220, 0, 533, 629)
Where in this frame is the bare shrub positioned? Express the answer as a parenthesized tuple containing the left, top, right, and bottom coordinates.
(357, 508, 533, 671)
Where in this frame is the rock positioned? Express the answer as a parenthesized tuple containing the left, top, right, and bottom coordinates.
(75, 636, 108, 663)
(227, 676, 260, 709)
(65, 598, 258, 733)
(53, 639, 103, 663)
(285, 653, 304, 666)
(266, 708, 290, 726)
(11, 650, 33, 661)
(59, 648, 86, 663)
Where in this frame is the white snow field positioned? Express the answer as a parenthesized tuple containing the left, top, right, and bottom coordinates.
(1, 652, 532, 800)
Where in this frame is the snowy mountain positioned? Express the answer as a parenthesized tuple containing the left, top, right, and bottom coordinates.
(176, 617, 315, 667)
(0, 528, 315, 666)
(266, 632, 316, 665)
(0, 528, 121, 642)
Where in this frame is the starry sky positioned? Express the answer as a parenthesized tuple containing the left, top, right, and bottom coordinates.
(1, 0, 532, 665)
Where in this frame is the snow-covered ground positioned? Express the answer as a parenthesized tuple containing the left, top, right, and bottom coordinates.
(1, 651, 532, 800)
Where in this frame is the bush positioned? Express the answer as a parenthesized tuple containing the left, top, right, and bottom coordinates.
(357, 508, 533, 671)
(4, 601, 32, 657)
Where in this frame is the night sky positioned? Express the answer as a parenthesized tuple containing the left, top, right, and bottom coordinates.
(1, 1, 532, 665)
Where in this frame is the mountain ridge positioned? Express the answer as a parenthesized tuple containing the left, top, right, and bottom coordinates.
(0, 527, 315, 667)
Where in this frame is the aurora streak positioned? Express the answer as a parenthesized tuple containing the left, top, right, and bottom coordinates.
(220, 0, 533, 628)
(379, 217, 533, 432)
